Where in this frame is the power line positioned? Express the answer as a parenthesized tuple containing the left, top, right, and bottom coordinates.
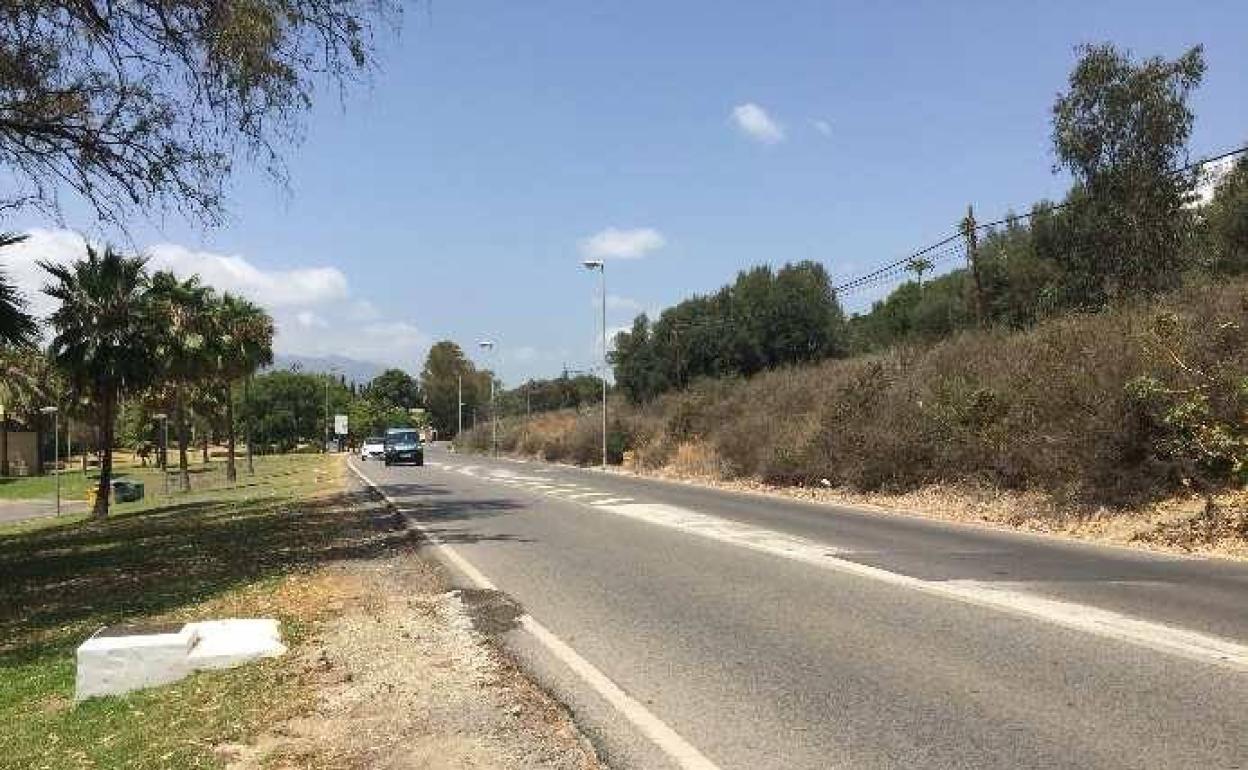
(832, 143, 1248, 295)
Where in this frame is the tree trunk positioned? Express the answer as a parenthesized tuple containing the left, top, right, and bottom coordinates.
(201, 430, 209, 464)
(94, 395, 113, 519)
(226, 385, 237, 483)
(0, 417, 8, 477)
(176, 384, 190, 492)
(245, 376, 255, 475)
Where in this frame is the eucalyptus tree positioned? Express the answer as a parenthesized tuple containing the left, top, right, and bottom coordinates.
(41, 246, 156, 519)
(1051, 43, 1205, 304)
(213, 293, 273, 479)
(150, 271, 213, 492)
(0, 0, 395, 227)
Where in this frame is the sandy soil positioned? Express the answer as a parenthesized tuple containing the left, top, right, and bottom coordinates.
(221, 535, 600, 769)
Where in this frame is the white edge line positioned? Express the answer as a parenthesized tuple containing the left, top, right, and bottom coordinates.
(347, 460, 722, 770)
(432, 458, 1248, 673)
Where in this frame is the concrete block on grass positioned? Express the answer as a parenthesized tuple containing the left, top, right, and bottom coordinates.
(75, 618, 286, 701)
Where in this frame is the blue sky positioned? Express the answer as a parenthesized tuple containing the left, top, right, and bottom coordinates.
(7, 0, 1248, 384)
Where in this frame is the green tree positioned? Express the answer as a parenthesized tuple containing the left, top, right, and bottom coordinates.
(150, 271, 213, 492)
(0, 348, 50, 476)
(0, 0, 394, 226)
(906, 257, 933, 290)
(243, 370, 349, 451)
(420, 341, 478, 437)
(1204, 157, 1248, 275)
(611, 261, 847, 402)
(214, 293, 273, 480)
(41, 246, 156, 518)
(366, 369, 421, 409)
(347, 398, 413, 440)
(1051, 43, 1205, 304)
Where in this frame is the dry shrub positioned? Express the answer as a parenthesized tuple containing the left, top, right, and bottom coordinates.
(461, 278, 1247, 507)
(667, 441, 725, 478)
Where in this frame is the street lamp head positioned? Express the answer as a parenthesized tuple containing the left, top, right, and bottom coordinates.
(153, 413, 167, 421)
(478, 340, 495, 350)
(39, 406, 58, 415)
(581, 259, 604, 270)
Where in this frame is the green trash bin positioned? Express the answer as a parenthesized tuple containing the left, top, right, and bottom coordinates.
(111, 479, 145, 503)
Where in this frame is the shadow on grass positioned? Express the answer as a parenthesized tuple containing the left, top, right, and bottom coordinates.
(0, 484, 425, 668)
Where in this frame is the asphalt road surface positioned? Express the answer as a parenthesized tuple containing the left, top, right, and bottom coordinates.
(350, 446, 1248, 770)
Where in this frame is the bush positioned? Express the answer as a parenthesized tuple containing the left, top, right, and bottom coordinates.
(457, 278, 1248, 506)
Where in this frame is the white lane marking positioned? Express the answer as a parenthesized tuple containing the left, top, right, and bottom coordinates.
(349, 461, 721, 770)
(590, 503, 1248, 672)
(434, 460, 1248, 671)
(590, 498, 635, 506)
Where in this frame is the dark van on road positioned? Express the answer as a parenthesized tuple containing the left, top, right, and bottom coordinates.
(384, 428, 424, 466)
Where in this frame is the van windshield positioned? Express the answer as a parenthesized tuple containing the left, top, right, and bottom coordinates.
(387, 431, 420, 445)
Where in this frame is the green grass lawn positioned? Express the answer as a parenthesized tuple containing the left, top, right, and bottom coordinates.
(0, 453, 412, 770)
(0, 453, 264, 502)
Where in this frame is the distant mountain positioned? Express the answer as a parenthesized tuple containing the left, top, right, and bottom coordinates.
(268, 353, 391, 385)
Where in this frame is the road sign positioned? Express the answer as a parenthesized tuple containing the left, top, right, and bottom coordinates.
(334, 414, 348, 436)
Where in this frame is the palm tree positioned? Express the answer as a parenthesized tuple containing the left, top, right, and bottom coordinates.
(212, 293, 273, 480)
(0, 349, 48, 476)
(41, 246, 156, 519)
(1, 233, 36, 349)
(906, 256, 934, 290)
(149, 271, 213, 493)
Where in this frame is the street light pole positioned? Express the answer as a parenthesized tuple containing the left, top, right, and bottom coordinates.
(478, 340, 497, 457)
(581, 259, 607, 470)
(457, 374, 463, 439)
(40, 406, 59, 516)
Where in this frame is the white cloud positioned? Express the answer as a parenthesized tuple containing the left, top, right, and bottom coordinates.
(605, 294, 643, 312)
(146, 242, 347, 307)
(345, 299, 381, 322)
(511, 346, 539, 363)
(732, 103, 785, 144)
(295, 311, 327, 328)
(579, 227, 666, 260)
(1, 228, 431, 372)
(812, 119, 832, 137)
(0, 228, 88, 317)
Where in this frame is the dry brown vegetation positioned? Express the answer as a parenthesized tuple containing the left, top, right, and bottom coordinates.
(460, 279, 1247, 537)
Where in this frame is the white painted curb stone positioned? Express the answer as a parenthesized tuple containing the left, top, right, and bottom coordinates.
(76, 618, 285, 701)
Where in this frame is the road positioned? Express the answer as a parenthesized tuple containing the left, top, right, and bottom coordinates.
(350, 446, 1248, 770)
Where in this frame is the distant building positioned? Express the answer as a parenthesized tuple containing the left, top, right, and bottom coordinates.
(1191, 155, 1238, 207)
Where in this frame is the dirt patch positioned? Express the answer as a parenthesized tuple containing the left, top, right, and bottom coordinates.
(224, 550, 600, 770)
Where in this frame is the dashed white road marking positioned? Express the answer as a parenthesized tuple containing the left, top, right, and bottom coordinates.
(350, 461, 721, 770)
(438, 458, 1248, 673)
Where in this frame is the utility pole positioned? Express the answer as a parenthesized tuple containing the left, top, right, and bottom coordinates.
(457, 374, 463, 439)
(962, 205, 986, 328)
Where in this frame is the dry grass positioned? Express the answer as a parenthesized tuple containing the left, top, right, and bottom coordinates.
(460, 278, 1248, 558)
